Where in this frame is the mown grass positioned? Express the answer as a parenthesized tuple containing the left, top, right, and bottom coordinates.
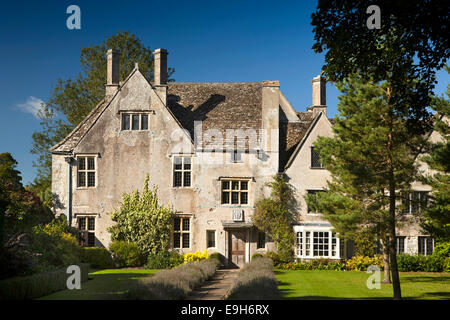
(39, 269, 159, 300)
(275, 270, 450, 300)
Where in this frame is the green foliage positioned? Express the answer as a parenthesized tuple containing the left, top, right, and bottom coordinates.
(0, 263, 89, 300)
(80, 247, 114, 269)
(0, 153, 52, 248)
(264, 251, 282, 266)
(251, 253, 263, 260)
(209, 252, 222, 262)
(433, 242, 450, 260)
(253, 175, 298, 262)
(108, 176, 174, 257)
(146, 251, 184, 269)
(30, 31, 175, 201)
(277, 260, 346, 271)
(345, 255, 384, 271)
(420, 65, 450, 242)
(28, 218, 82, 273)
(227, 258, 279, 300)
(311, 1, 448, 134)
(353, 230, 377, 257)
(396, 254, 443, 272)
(126, 259, 220, 300)
(109, 241, 143, 268)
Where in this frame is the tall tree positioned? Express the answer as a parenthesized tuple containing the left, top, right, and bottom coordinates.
(0, 153, 22, 249)
(311, 0, 449, 300)
(419, 66, 450, 241)
(308, 76, 428, 299)
(30, 31, 174, 202)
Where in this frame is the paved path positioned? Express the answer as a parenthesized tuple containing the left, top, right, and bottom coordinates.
(188, 269, 239, 300)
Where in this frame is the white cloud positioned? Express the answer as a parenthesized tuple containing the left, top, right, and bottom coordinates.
(16, 96, 46, 119)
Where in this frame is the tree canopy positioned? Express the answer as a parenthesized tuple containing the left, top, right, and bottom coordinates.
(311, 0, 449, 132)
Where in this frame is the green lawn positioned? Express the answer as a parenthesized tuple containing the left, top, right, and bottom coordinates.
(39, 269, 159, 300)
(275, 270, 450, 300)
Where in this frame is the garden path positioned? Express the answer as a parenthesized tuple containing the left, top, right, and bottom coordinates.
(188, 269, 239, 300)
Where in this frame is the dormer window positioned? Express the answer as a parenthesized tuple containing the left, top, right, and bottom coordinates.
(121, 113, 149, 131)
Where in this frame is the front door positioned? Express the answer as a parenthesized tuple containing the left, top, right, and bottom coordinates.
(229, 230, 246, 268)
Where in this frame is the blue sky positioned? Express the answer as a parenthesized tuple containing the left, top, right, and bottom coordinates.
(0, 0, 448, 185)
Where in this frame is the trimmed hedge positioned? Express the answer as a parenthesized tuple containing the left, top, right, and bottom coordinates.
(80, 247, 114, 269)
(146, 251, 184, 269)
(109, 241, 143, 267)
(397, 254, 445, 272)
(226, 257, 279, 300)
(0, 263, 89, 300)
(126, 258, 220, 300)
(277, 260, 346, 271)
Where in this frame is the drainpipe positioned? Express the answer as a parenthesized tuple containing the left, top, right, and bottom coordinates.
(64, 156, 74, 226)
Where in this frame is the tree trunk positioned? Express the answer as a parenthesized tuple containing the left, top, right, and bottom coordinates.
(389, 181, 402, 300)
(381, 238, 391, 284)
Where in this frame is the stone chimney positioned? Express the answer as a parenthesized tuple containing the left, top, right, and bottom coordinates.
(154, 48, 168, 85)
(106, 49, 120, 96)
(307, 75, 327, 117)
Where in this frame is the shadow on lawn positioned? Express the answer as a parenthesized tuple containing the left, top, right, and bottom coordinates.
(40, 272, 154, 300)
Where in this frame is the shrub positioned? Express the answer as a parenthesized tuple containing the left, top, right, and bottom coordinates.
(109, 241, 142, 267)
(433, 242, 450, 260)
(346, 255, 384, 271)
(28, 218, 82, 273)
(183, 249, 209, 263)
(264, 251, 282, 266)
(108, 176, 173, 257)
(444, 257, 450, 272)
(209, 252, 225, 264)
(80, 247, 114, 269)
(277, 260, 346, 271)
(146, 251, 184, 269)
(0, 263, 89, 300)
(397, 254, 443, 272)
(251, 253, 263, 260)
(126, 259, 221, 300)
(227, 257, 279, 300)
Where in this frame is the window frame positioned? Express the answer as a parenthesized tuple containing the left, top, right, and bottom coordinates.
(173, 216, 191, 249)
(207, 230, 216, 248)
(310, 146, 324, 169)
(402, 191, 429, 214)
(396, 236, 406, 254)
(418, 236, 434, 256)
(120, 112, 150, 131)
(220, 178, 250, 205)
(257, 231, 266, 249)
(295, 227, 340, 259)
(172, 156, 193, 188)
(76, 155, 97, 188)
(77, 215, 96, 247)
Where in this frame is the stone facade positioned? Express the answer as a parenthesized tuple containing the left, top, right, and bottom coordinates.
(51, 49, 436, 267)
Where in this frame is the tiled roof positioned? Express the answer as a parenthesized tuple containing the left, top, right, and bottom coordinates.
(50, 79, 324, 168)
(167, 82, 262, 150)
